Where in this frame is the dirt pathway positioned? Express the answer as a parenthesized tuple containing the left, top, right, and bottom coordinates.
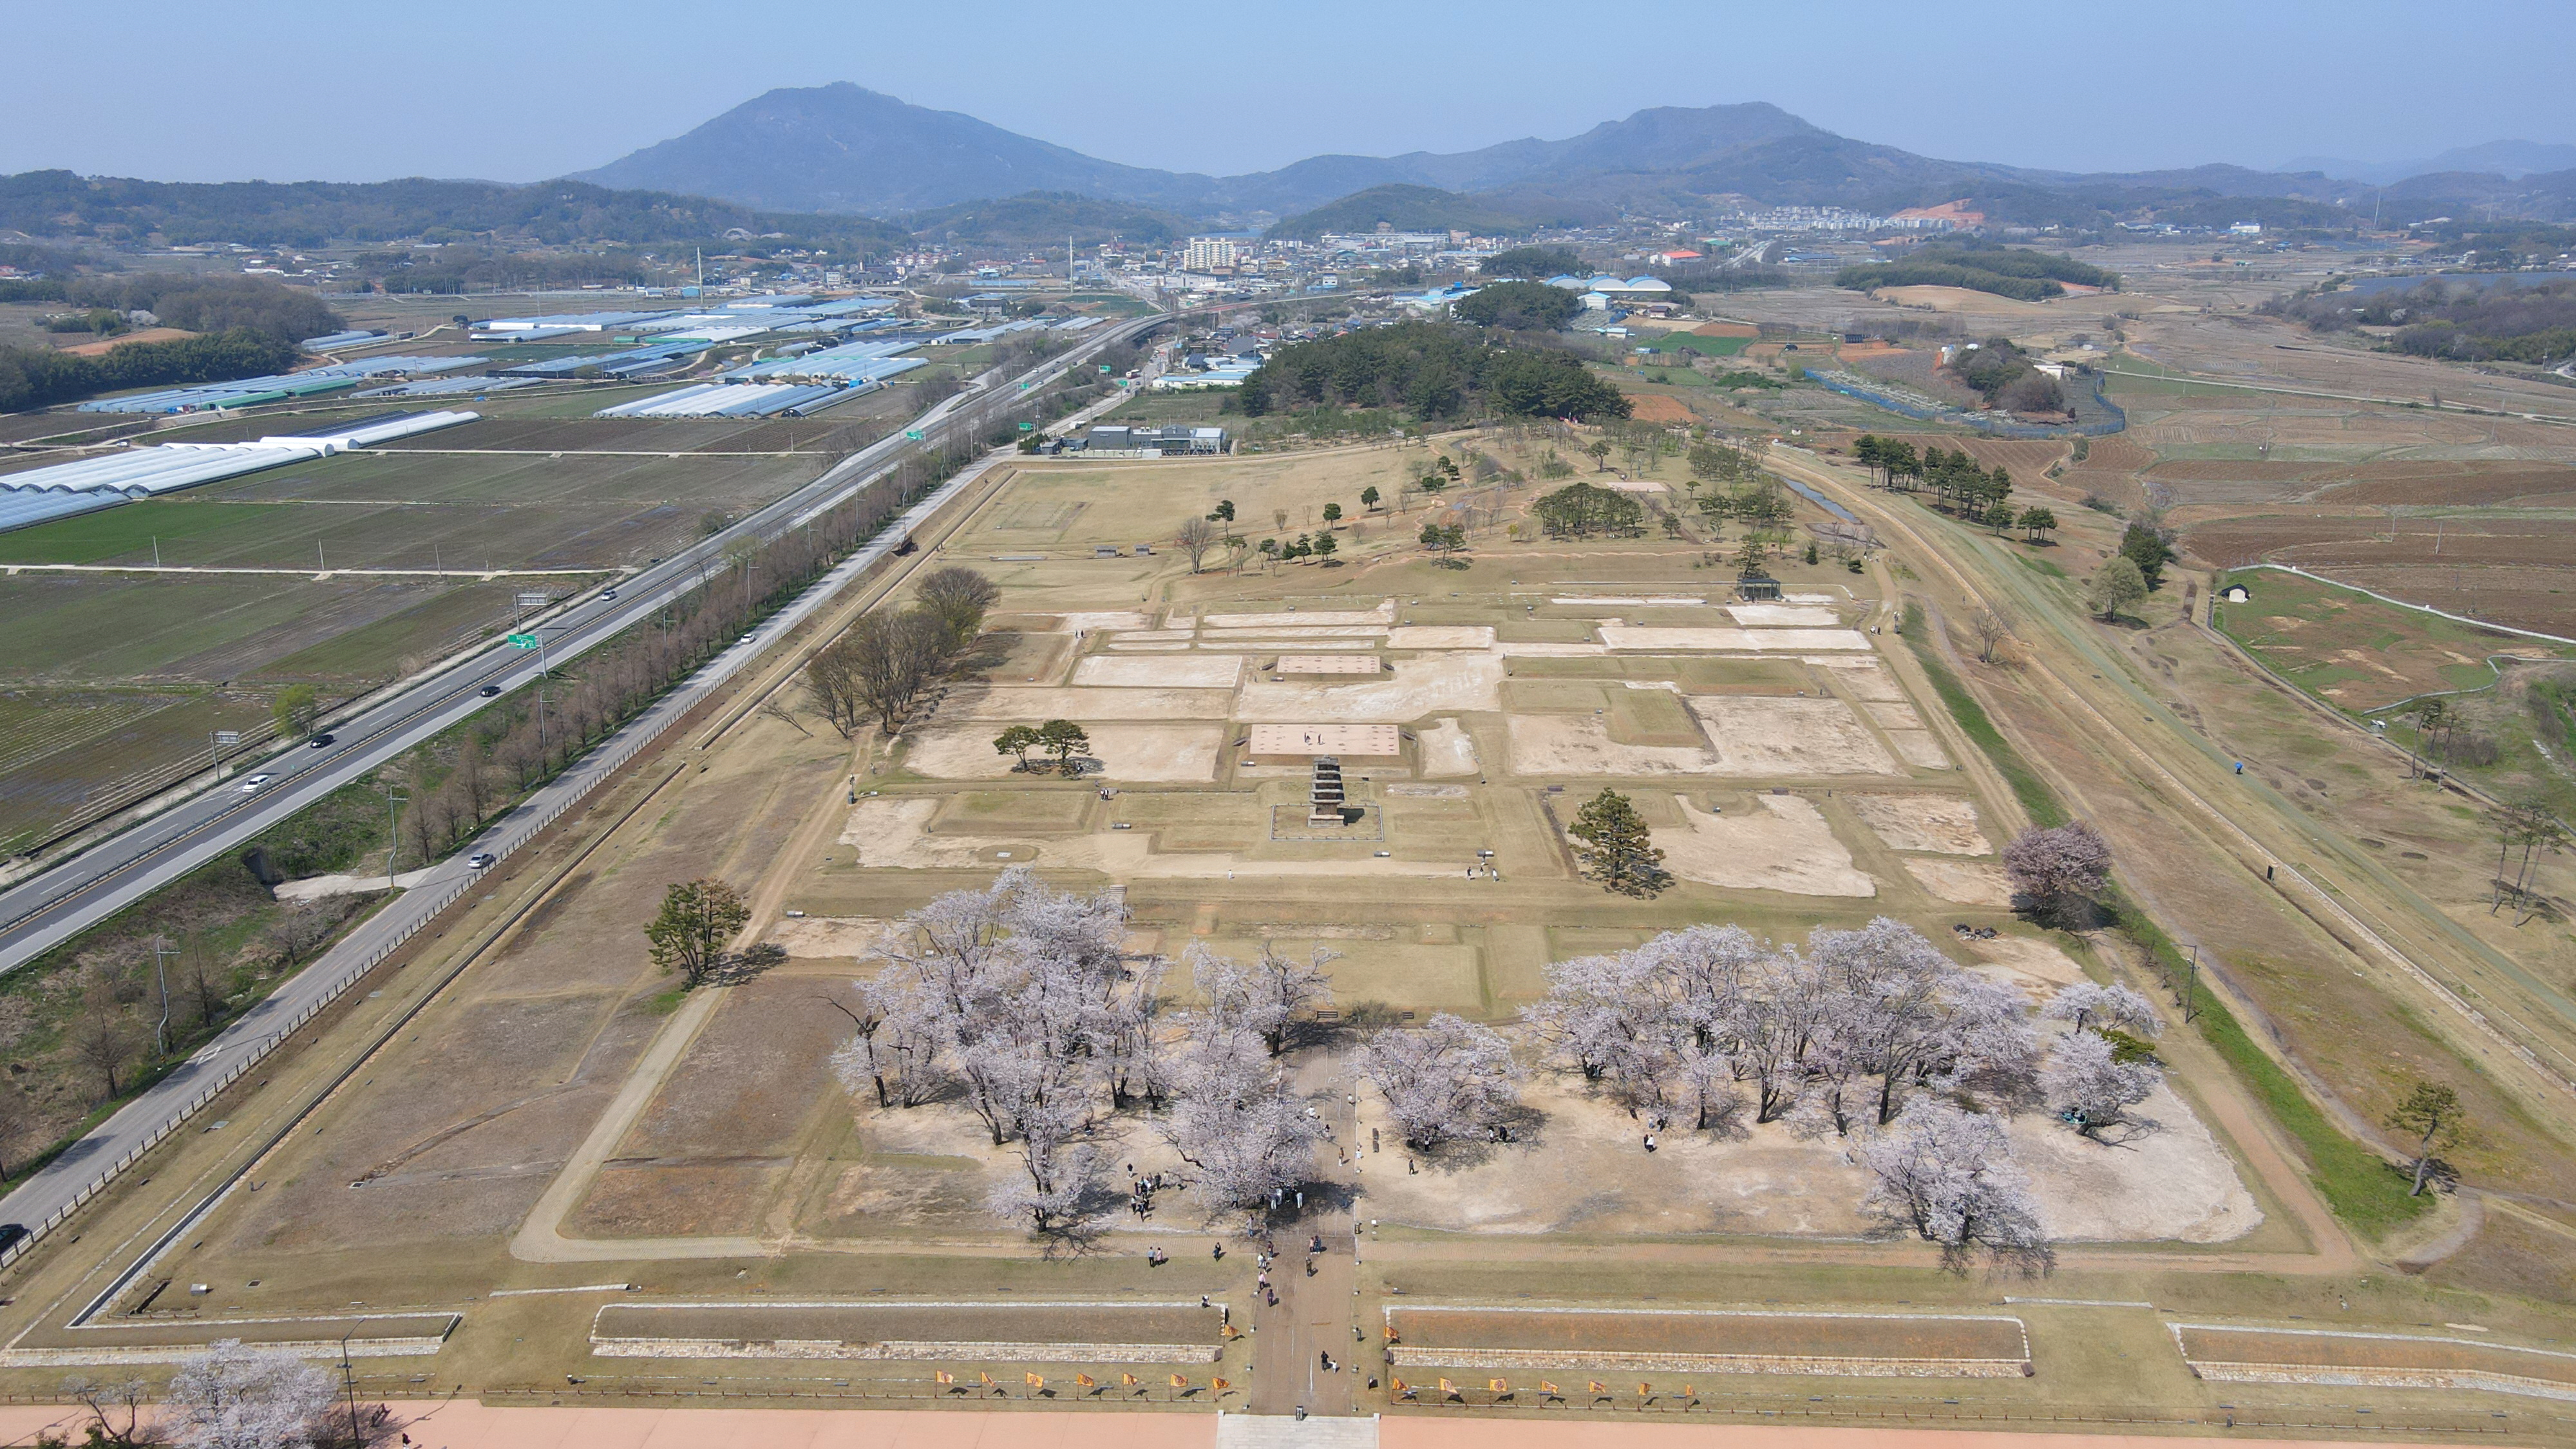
(1251, 1066, 1363, 1417)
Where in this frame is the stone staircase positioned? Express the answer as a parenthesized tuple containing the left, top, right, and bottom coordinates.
(1308, 755, 1345, 826)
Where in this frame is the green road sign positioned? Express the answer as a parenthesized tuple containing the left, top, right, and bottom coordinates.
(904, 429, 925, 440)
(1099, 365, 1111, 373)
(507, 632, 540, 649)
(1019, 421, 1036, 431)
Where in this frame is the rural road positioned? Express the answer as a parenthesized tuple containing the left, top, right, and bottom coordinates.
(0, 316, 1160, 1243)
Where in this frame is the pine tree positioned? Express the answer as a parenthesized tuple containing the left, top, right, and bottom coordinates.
(1568, 789, 1668, 896)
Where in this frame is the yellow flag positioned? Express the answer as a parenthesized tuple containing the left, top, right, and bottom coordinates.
(1390, 1378, 1408, 1393)
(1684, 1384, 1696, 1397)
(1122, 1373, 1139, 1387)
(1438, 1378, 1456, 1394)
(1384, 1324, 1400, 1339)
(1589, 1381, 1608, 1394)
(1170, 1374, 1188, 1388)
(1540, 1381, 1560, 1396)
(978, 1372, 994, 1387)
(1638, 1383, 1653, 1396)
(934, 1371, 954, 1385)
(1026, 1373, 1045, 1387)
(1074, 1373, 1096, 1388)
(1489, 1379, 1508, 1392)
(1213, 1378, 1230, 1390)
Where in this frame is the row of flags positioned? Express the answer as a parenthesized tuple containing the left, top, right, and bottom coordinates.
(1393, 1378, 1697, 1398)
(935, 1371, 1230, 1391)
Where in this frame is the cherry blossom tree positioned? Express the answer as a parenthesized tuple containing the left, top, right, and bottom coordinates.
(1856, 1098, 2051, 1274)
(2040, 1029, 2161, 1141)
(2042, 981, 2161, 1038)
(1160, 1027, 1325, 1211)
(2001, 822, 2113, 926)
(1190, 941, 1336, 1056)
(164, 1340, 341, 1449)
(1362, 1014, 1524, 1150)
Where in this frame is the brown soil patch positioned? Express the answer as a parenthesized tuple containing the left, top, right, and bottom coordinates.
(1694, 321, 1761, 338)
(1388, 1307, 2025, 1364)
(1684, 696, 1899, 775)
(1622, 393, 1695, 424)
(1656, 794, 1875, 896)
(1850, 793, 1989, 854)
(942, 686, 1235, 721)
(1072, 654, 1245, 688)
(2177, 1326, 2576, 1387)
(594, 1302, 1220, 1349)
(55, 327, 197, 355)
(1506, 715, 1719, 777)
(1900, 858, 2014, 906)
(905, 723, 1224, 782)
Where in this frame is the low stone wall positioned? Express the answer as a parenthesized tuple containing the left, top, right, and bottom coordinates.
(0, 1336, 448, 1368)
(589, 1337, 1221, 1364)
(2190, 1360, 2576, 1404)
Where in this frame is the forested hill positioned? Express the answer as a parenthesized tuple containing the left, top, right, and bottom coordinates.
(0, 172, 911, 254)
(1262, 184, 1570, 242)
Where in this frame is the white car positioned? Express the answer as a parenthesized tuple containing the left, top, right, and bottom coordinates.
(239, 773, 274, 794)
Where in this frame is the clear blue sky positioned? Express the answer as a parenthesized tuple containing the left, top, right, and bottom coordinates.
(8, 0, 2569, 185)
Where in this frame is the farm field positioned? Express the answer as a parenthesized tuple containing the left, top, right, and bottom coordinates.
(15, 411, 2573, 1443)
(0, 388, 845, 851)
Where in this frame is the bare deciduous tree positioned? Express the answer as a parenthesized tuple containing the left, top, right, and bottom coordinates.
(1967, 606, 2013, 665)
(913, 566, 1001, 645)
(1175, 515, 1218, 573)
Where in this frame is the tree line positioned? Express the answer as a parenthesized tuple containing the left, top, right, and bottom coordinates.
(1852, 436, 2060, 542)
(0, 169, 911, 256)
(1837, 245, 2118, 303)
(0, 327, 301, 414)
(1238, 323, 1631, 423)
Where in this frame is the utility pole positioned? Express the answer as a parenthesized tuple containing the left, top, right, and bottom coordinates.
(2181, 945, 2202, 1023)
(151, 935, 178, 1054)
(380, 784, 409, 890)
(339, 1332, 363, 1448)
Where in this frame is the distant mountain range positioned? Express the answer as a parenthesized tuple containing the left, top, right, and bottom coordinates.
(566, 82, 2576, 231)
(2278, 140, 2576, 187)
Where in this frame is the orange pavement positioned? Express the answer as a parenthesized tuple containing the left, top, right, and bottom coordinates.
(0, 1404, 2426, 1449)
(1383, 1421, 2402, 1449)
(0, 1404, 1218, 1449)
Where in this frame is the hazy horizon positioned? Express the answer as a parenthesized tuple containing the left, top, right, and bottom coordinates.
(7, 0, 2572, 190)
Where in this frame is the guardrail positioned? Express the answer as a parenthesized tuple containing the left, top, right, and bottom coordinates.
(0, 645, 714, 1273)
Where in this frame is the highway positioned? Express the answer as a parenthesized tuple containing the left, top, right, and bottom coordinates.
(0, 314, 1157, 1244)
(0, 316, 1154, 976)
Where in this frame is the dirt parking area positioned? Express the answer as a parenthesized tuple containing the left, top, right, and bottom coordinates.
(1850, 793, 1991, 855)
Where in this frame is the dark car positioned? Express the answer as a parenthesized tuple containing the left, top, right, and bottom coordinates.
(307, 732, 336, 749)
(0, 1224, 27, 1255)
(478, 683, 502, 698)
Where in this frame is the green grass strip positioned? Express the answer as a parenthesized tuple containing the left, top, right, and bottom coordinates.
(1900, 603, 2066, 828)
(1900, 603, 2432, 1235)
